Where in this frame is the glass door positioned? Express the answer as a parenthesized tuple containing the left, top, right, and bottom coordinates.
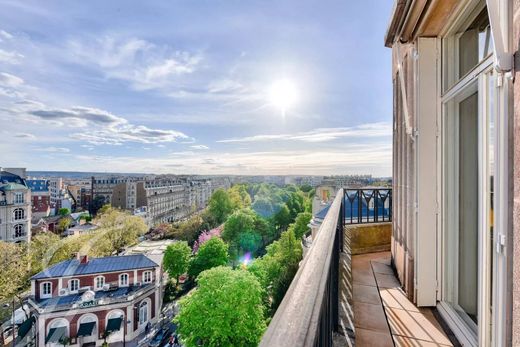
(441, 67, 496, 346)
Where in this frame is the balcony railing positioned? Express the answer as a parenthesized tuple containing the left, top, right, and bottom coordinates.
(344, 188, 392, 224)
(260, 189, 347, 347)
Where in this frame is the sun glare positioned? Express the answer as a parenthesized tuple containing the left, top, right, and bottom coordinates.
(269, 79, 298, 114)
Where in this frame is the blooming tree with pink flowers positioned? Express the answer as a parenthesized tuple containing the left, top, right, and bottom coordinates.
(193, 227, 222, 253)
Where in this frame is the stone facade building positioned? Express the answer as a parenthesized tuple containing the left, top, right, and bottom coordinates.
(386, 0, 517, 345)
(27, 254, 161, 347)
(0, 168, 31, 242)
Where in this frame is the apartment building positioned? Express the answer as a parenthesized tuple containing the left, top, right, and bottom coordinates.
(26, 254, 161, 347)
(0, 168, 31, 242)
(386, 0, 517, 345)
(27, 179, 51, 219)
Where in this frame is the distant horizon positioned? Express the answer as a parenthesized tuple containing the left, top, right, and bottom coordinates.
(21, 169, 389, 179)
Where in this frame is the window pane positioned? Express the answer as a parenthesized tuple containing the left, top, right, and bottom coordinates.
(458, 9, 492, 79)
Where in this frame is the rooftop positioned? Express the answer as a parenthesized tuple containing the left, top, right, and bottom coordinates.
(31, 254, 159, 280)
(33, 283, 154, 309)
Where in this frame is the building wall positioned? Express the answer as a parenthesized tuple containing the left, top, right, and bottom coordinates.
(0, 188, 32, 242)
(512, 0, 520, 344)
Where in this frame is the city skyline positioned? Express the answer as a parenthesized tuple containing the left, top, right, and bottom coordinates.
(0, 0, 393, 175)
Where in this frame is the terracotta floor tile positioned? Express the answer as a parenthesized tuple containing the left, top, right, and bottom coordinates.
(371, 261, 394, 274)
(353, 284, 381, 305)
(353, 269, 377, 286)
(393, 335, 453, 347)
(374, 272, 401, 288)
(355, 328, 394, 347)
(379, 287, 419, 312)
(353, 301, 390, 333)
(386, 307, 452, 345)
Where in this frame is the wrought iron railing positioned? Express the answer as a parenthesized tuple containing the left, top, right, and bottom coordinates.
(260, 189, 349, 347)
(344, 188, 392, 224)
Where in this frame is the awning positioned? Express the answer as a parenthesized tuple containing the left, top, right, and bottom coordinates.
(77, 321, 96, 337)
(17, 316, 35, 339)
(45, 326, 67, 344)
(105, 317, 122, 333)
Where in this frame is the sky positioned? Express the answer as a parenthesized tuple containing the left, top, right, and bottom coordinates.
(0, 0, 394, 176)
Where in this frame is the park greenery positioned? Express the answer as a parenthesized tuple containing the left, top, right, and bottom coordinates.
(165, 183, 315, 345)
(175, 266, 266, 347)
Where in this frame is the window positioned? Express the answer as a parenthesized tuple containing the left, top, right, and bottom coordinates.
(442, 3, 493, 91)
(139, 301, 149, 325)
(94, 276, 105, 290)
(142, 271, 152, 284)
(13, 208, 24, 221)
(69, 279, 80, 293)
(14, 193, 24, 204)
(41, 282, 52, 298)
(14, 224, 24, 238)
(119, 273, 129, 287)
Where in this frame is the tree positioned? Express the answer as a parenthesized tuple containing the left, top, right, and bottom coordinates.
(248, 228, 302, 314)
(291, 212, 312, 239)
(188, 238, 228, 279)
(176, 267, 266, 347)
(0, 242, 29, 303)
(251, 196, 274, 218)
(58, 208, 70, 216)
(93, 207, 147, 254)
(57, 217, 71, 233)
(163, 241, 192, 287)
(273, 205, 291, 231)
(29, 233, 61, 274)
(222, 209, 255, 245)
(208, 189, 234, 224)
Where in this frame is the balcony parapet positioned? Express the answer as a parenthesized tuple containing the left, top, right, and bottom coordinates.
(260, 189, 349, 347)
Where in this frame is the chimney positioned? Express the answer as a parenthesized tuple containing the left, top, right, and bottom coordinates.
(77, 254, 89, 264)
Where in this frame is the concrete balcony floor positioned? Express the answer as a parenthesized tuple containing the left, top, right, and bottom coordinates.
(349, 252, 455, 347)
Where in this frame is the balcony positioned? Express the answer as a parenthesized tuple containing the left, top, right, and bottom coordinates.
(260, 188, 454, 347)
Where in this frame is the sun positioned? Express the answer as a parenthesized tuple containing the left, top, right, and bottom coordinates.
(269, 79, 298, 114)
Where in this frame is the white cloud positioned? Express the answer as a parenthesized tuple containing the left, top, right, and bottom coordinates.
(190, 145, 209, 150)
(14, 132, 35, 139)
(0, 49, 24, 64)
(0, 30, 13, 41)
(12, 103, 192, 145)
(217, 123, 392, 143)
(0, 72, 24, 87)
(35, 146, 70, 153)
(68, 36, 202, 91)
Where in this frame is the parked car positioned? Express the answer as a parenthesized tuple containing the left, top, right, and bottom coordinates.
(149, 328, 171, 347)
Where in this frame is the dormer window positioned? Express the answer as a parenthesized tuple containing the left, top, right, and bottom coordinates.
(142, 271, 152, 284)
(94, 276, 105, 290)
(119, 273, 129, 287)
(68, 279, 79, 293)
(41, 282, 52, 298)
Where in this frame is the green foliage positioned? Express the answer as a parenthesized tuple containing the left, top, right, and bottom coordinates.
(299, 184, 313, 193)
(57, 217, 71, 232)
(208, 189, 234, 224)
(58, 208, 70, 216)
(168, 215, 204, 245)
(29, 233, 61, 274)
(176, 266, 266, 347)
(163, 241, 192, 286)
(273, 205, 291, 231)
(228, 184, 252, 209)
(0, 242, 29, 302)
(188, 238, 228, 279)
(248, 228, 302, 314)
(251, 196, 274, 218)
(92, 207, 148, 255)
(291, 212, 312, 239)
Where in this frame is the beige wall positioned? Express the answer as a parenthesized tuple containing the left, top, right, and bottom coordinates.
(512, 0, 520, 344)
